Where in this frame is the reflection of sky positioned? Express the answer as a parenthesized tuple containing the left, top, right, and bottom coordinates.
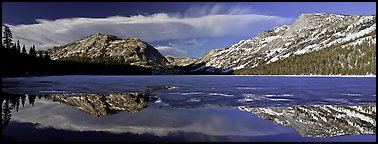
(3, 76, 376, 107)
(9, 99, 294, 137)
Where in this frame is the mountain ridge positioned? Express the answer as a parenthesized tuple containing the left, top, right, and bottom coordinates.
(48, 33, 169, 69)
(45, 13, 376, 75)
(194, 13, 376, 73)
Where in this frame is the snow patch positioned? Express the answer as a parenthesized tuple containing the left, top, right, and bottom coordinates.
(208, 93, 234, 97)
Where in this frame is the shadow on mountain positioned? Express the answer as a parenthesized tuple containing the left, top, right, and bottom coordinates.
(173, 62, 234, 75)
(1, 47, 153, 77)
(1, 46, 233, 77)
(239, 105, 376, 138)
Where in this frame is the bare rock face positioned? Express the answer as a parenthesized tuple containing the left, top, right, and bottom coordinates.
(165, 55, 198, 67)
(197, 13, 376, 72)
(48, 33, 169, 68)
(48, 93, 150, 116)
(239, 105, 376, 138)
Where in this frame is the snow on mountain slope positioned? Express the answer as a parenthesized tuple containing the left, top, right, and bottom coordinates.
(48, 33, 169, 68)
(239, 104, 376, 138)
(199, 13, 376, 72)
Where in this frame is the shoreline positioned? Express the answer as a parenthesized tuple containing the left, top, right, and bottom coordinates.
(2, 74, 376, 78)
(233, 75, 376, 77)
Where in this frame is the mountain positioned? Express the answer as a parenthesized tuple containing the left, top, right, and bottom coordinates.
(47, 93, 152, 116)
(239, 105, 376, 138)
(165, 55, 198, 67)
(234, 42, 376, 75)
(48, 33, 169, 68)
(196, 13, 376, 73)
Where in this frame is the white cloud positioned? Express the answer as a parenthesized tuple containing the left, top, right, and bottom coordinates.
(155, 45, 187, 57)
(4, 4, 293, 58)
(155, 38, 207, 57)
(183, 3, 258, 17)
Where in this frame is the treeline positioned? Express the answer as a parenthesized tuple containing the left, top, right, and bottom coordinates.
(1, 25, 151, 77)
(234, 41, 376, 75)
(1, 46, 152, 77)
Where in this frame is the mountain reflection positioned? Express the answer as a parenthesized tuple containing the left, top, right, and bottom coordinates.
(1, 91, 155, 129)
(239, 105, 376, 138)
(47, 93, 151, 116)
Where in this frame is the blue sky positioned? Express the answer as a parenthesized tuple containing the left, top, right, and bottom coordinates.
(2, 2, 376, 58)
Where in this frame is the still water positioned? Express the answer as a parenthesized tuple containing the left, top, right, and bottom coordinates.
(1, 75, 376, 142)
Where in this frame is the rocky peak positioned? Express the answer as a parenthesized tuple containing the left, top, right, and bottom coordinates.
(82, 33, 118, 41)
(165, 55, 198, 67)
(198, 48, 222, 63)
(48, 33, 169, 68)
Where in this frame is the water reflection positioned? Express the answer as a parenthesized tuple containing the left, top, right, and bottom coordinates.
(1, 92, 30, 129)
(2, 92, 293, 139)
(47, 93, 153, 116)
(239, 105, 376, 138)
(1, 91, 376, 141)
(1, 91, 158, 130)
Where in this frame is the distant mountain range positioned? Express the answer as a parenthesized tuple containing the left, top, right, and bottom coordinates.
(47, 13, 376, 75)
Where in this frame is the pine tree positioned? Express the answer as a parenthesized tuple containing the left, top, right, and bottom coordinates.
(11, 44, 17, 52)
(2, 25, 13, 49)
(22, 45, 27, 54)
(39, 51, 43, 58)
(234, 42, 375, 75)
(44, 51, 50, 60)
(29, 45, 36, 57)
(16, 40, 21, 53)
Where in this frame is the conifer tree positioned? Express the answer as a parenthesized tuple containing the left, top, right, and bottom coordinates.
(2, 25, 13, 49)
(39, 51, 43, 58)
(44, 51, 50, 60)
(22, 45, 27, 54)
(29, 45, 36, 57)
(16, 40, 21, 53)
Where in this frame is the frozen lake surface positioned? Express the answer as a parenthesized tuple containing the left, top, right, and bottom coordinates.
(1, 75, 376, 142)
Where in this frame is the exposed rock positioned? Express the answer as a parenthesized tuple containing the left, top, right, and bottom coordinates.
(48, 33, 169, 68)
(239, 104, 376, 138)
(47, 93, 151, 116)
(165, 55, 198, 67)
(197, 13, 376, 72)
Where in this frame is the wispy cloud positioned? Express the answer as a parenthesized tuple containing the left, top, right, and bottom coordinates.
(4, 4, 293, 57)
(155, 45, 187, 57)
(156, 38, 207, 57)
(183, 3, 258, 17)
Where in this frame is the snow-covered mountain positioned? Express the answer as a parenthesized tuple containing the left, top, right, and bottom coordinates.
(197, 13, 376, 72)
(239, 105, 376, 138)
(48, 33, 169, 68)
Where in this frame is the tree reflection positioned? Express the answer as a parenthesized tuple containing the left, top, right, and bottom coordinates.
(1, 92, 51, 129)
(1, 91, 156, 129)
(28, 95, 36, 106)
(1, 92, 26, 129)
(2, 99, 12, 129)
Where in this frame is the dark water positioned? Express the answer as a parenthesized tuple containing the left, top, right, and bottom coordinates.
(1, 75, 376, 142)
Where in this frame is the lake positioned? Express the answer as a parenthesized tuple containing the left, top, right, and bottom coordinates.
(1, 75, 376, 142)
